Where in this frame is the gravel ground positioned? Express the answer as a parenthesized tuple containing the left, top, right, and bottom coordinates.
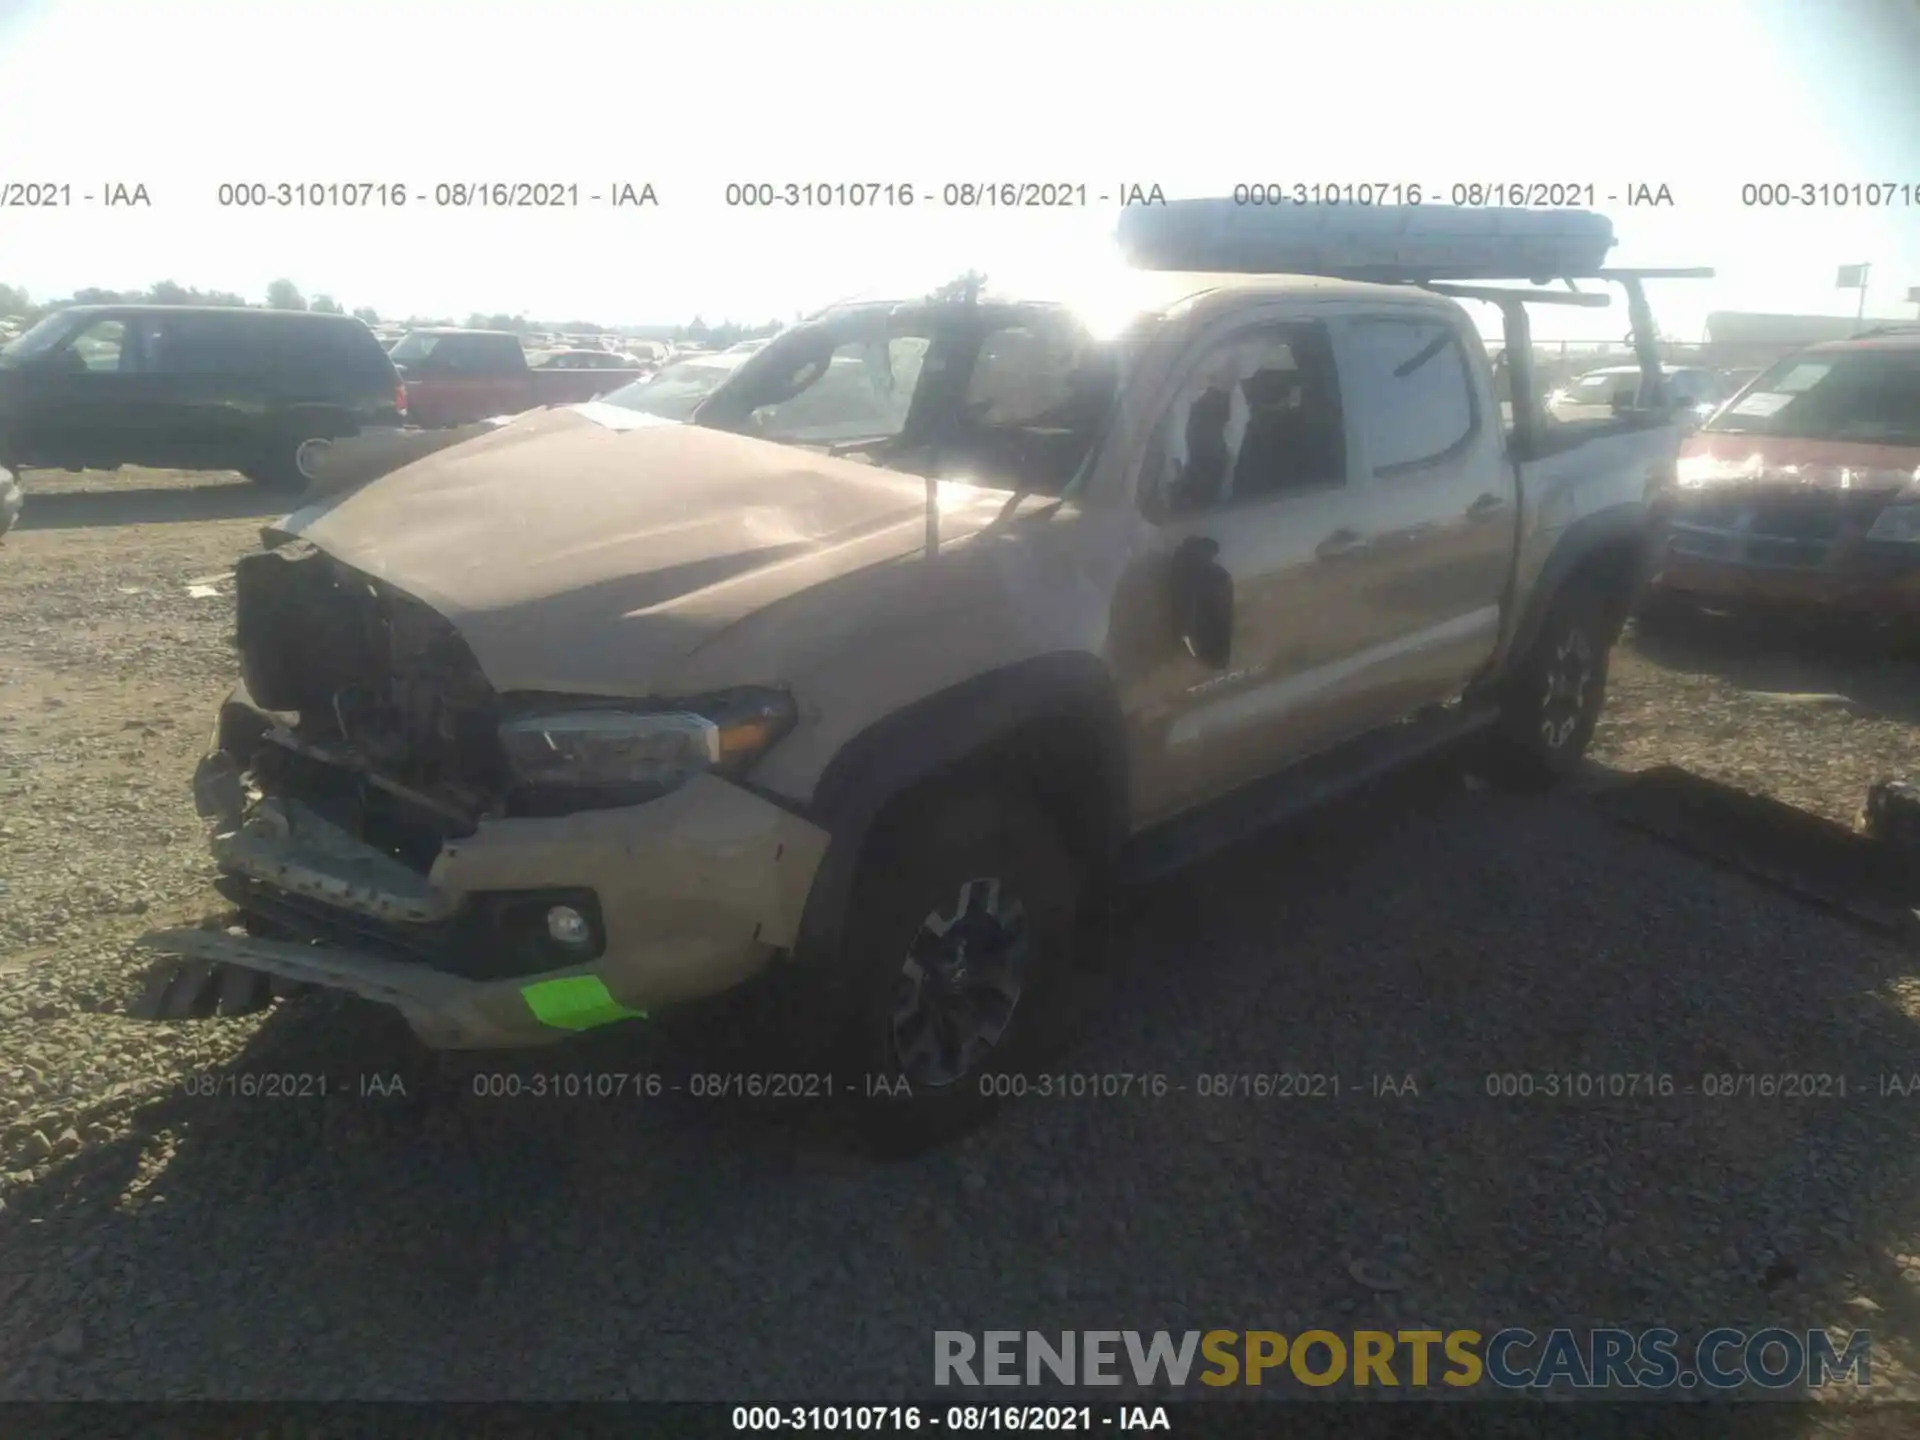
(1, 468, 1918, 1420)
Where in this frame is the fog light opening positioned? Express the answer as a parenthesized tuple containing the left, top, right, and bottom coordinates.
(546, 905, 593, 950)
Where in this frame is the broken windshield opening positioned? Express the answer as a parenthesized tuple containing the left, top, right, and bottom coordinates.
(701, 305, 1140, 497)
(600, 357, 746, 421)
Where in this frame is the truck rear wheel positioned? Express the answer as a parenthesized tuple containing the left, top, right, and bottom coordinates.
(828, 786, 1079, 1156)
(1490, 576, 1616, 787)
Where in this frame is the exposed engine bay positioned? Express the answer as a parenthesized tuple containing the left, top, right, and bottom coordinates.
(220, 543, 509, 873)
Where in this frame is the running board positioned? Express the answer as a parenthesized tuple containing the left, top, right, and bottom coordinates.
(1116, 703, 1501, 885)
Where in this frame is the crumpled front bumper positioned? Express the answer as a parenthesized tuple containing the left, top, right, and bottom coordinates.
(142, 725, 831, 1049)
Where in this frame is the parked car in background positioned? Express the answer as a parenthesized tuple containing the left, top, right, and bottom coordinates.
(1548, 364, 1728, 425)
(529, 347, 652, 372)
(1645, 330, 1920, 625)
(0, 460, 20, 537)
(389, 328, 648, 428)
(0, 305, 405, 486)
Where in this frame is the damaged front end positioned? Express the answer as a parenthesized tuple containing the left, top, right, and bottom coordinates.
(139, 541, 831, 1047)
(138, 544, 607, 1042)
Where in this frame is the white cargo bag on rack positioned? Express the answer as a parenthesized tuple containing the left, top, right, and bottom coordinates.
(1116, 200, 1616, 282)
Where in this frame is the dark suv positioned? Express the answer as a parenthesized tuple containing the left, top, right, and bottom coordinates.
(0, 305, 406, 487)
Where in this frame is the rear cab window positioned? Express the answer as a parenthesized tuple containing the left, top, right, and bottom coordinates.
(1339, 315, 1479, 474)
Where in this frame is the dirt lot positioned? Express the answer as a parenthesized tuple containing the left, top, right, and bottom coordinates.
(2, 468, 1918, 1420)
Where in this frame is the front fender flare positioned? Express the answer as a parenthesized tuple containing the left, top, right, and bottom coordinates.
(792, 652, 1129, 962)
(1504, 503, 1653, 667)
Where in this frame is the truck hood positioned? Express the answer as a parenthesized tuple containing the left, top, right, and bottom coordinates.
(279, 404, 1008, 695)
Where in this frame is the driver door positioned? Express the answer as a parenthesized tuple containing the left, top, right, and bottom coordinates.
(1117, 317, 1377, 826)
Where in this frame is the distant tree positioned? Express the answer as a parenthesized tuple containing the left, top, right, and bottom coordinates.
(352, 305, 379, 324)
(265, 279, 307, 311)
(686, 315, 710, 342)
(929, 270, 988, 304)
(146, 280, 193, 305)
(0, 282, 27, 315)
(310, 294, 344, 315)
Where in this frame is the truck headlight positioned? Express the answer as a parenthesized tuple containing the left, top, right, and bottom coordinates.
(498, 688, 794, 799)
(1865, 504, 1920, 544)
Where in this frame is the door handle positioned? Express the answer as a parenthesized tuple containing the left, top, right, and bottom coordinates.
(1315, 528, 1368, 560)
(1467, 492, 1506, 519)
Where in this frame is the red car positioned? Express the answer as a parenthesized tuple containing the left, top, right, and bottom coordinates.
(389, 329, 649, 428)
(1645, 329, 1920, 622)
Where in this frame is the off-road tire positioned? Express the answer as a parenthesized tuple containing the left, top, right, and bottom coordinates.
(1489, 575, 1618, 788)
(824, 785, 1080, 1157)
(244, 429, 332, 489)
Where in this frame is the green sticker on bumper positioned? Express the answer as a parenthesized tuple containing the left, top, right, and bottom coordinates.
(520, 975, 648, 1031)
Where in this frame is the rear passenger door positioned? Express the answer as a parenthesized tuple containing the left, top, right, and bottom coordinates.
(1121, 318, 1380, 825)
(1325, 310, 1513, 719)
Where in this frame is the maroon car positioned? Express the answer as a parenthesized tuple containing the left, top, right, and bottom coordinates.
(390, 329, 649, 428)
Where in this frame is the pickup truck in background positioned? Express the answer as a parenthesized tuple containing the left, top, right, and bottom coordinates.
(143, 204, 1710, 1152)
(390, 328, 648, 428)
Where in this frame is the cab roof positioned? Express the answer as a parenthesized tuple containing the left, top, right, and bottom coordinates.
(1127, 270, 1449, 312)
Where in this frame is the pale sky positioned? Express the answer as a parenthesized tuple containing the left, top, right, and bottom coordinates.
(0, 0, 1916, 339)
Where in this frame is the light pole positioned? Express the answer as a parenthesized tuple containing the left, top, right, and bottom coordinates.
(1836, 263, 1871, 332)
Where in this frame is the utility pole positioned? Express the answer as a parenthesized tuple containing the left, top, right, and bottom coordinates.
(1837, 263, 1871, 332)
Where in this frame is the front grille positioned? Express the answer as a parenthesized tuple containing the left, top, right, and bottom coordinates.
(1745, 496, 1846, 541)
(1668, 488, 1892, 569)
(233, 546, 508, 807)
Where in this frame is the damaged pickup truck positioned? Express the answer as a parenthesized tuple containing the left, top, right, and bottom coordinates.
(142, 203, 1707, 1149)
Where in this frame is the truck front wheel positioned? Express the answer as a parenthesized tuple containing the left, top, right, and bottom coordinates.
(1491, 576, 1617, 787)
(830, 786, 1080, 1156)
